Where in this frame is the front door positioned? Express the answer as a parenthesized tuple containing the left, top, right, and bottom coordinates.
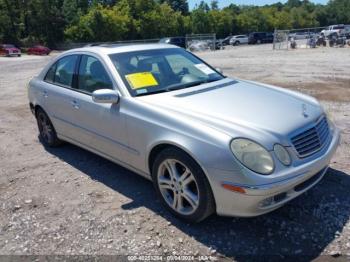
(65, 54, 131, 163)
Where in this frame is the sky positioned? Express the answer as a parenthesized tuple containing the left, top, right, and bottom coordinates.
(188, 0, 328, 9)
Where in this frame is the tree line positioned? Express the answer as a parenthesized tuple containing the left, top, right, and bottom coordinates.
(0, 0, 349, 48)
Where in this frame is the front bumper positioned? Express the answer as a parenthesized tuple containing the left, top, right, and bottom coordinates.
(209, 127, 341, 217)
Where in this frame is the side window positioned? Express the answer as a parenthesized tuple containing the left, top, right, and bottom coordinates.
(45, 63, 57, 83)
(54, 55, 78, 88)
(78, 55, 113, 93)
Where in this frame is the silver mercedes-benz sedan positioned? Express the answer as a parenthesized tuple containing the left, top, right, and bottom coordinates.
(28, 44, 340, 222)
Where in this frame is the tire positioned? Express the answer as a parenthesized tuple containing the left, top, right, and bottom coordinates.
(235, 41, 240, 46)
(257, 39, 262, 44)
(36, 108, 62, 147)
(151, 147, 215, 223)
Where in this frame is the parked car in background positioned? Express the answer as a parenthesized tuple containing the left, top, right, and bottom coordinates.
(289, 32, 317, 40)
(28, 43, 340, 222)
(159, 37, 186, 48)
(0, 44, 21, 57)
(220, 36, 233, 46)
(210, 40, 224, 50)
(248, 32, 274, 44)
(321, 24, 350, 38)
(28, 45, 51, 55)
(229, 35, 249, 46)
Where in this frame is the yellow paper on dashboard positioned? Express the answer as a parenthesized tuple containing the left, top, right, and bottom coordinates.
(125, 72, 158, 89)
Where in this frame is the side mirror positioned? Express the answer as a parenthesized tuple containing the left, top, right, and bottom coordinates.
(92, 89, 120, 104)
(216, 68, 223, 74)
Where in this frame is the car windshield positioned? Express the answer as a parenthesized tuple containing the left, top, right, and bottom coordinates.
(3, 44, 15, 48)
(109, 48, 224, 97)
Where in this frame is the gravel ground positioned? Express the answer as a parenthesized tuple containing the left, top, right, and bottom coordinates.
(0, 45, 349, 261)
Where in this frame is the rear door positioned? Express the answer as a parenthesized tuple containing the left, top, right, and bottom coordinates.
(41, 54, 80, 138)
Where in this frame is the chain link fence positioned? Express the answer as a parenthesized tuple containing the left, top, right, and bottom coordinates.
(273, 26, 350, 50)
(185, 34, 219, 52)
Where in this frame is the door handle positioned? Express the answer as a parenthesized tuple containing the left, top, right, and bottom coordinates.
(42, 91, 48, 98)
(71, 100, 80, 109)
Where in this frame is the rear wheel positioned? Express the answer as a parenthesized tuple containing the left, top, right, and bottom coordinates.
(36, 108, 62, 147)
(152, 148, 215, 223)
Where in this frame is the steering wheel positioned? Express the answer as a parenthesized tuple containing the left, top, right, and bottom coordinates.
(176, 67, 189, 78)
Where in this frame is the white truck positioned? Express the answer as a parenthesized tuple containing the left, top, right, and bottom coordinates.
(321, 24, 350, 38)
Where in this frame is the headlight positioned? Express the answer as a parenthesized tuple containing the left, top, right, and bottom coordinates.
(230, 138, 274, 175)
(274, 144, 291, 166)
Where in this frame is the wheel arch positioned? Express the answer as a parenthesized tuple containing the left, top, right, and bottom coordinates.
(147, 141, 217, 214)
(33, 104, 57, 131)
(34, 104, 46, 117)
(147, 141, 209, 182)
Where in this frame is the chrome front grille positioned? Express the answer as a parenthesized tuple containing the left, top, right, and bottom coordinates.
(291, 117, 330, 158)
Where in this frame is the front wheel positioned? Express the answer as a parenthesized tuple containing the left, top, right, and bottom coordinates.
(36, 108, 62, 147)
(152, 148, 215, 223)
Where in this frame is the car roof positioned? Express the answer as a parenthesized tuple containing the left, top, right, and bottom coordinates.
(65, 43, 181, 56)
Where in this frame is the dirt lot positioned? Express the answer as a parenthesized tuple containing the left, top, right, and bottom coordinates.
(0, 45, 350, 261)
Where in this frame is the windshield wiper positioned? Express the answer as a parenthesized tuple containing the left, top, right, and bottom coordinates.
(135, 89, 168, 97)
(167, 79, 220, 91)
(135, 78, 221, 97)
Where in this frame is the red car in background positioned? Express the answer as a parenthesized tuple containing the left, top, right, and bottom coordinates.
(27, 45, 51, 55)
(0, 44, 21, 57)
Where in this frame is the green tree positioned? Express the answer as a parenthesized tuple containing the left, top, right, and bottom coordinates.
(190, 7, 211, 33)
(208, 9, 233, 37)
(159, 0, 189, 14)
(197, 1, 210, 12)
(65, 4, 130, 42)
(325, 0, 350, 24)
(210, 1, 219, 11)
(1, 0, 349, 47)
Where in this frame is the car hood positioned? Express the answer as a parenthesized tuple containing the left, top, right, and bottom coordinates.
(137, 78, 324, 148)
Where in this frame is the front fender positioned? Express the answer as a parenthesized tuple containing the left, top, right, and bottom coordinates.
(122, 98, 239, 176)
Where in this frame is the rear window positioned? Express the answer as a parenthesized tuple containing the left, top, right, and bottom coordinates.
(44, 55, 78, 88)
(334, 26, 344, 30)
(45, 63, 57, 83)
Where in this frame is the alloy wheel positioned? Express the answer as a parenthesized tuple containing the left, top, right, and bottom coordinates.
(157, 159, 199, 215)
(37, 112, 54, 144)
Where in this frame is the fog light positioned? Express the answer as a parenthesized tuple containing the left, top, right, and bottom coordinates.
(274, 144, 291, 166)
(259, 197, 274, 207)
